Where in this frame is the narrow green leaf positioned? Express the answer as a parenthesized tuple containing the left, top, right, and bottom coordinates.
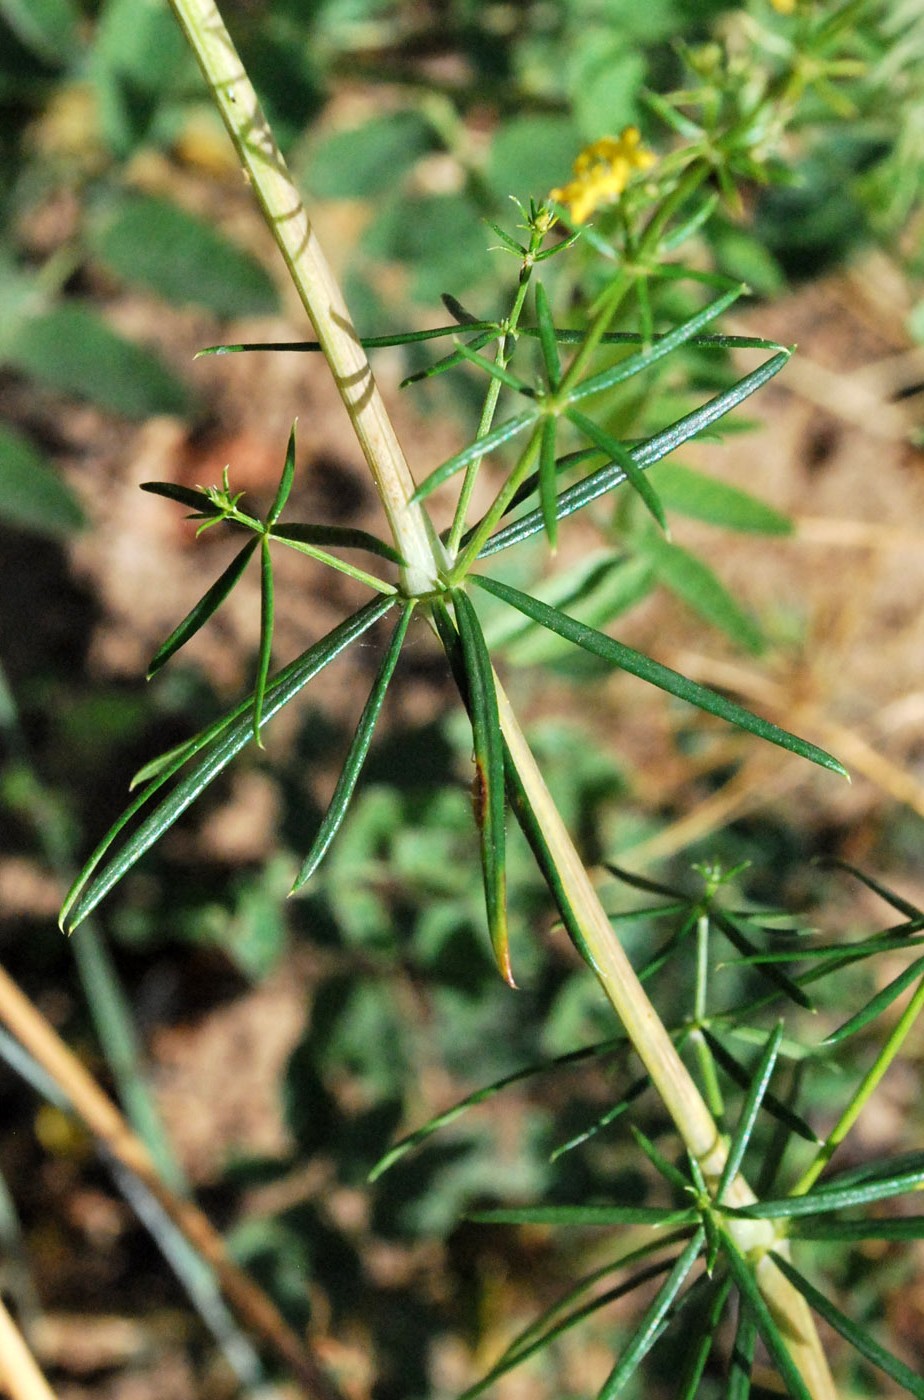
(141, 480, 213, 513)
(147, 537, 259, 679)
(483, 219, 526, 255)
(725, 1296, 758, 1400)
(710, 909, 814, 1011)
(702, 1029, 817, 1143)
(566, 286, 746, 407)
(824, 957, 924, 1046)
(471, 575, 848, 779)
(661, 195, 720, 254)
(539, 416, 559, 551)
(717, 1022, 784, 1203)
(400, 328, 501, 387)
(597, 1229, 705, 1399)
(442, 292, 482, 325)
(603, 863, 685, 900)
(198, 323, 497, 357)
(371, 1034, 625, 1181)
(451, 339, 536, 395)
(263, 529, 396, 595)
(552, 1077, 648, 1162)
(819, 859, 923, 920)
(629, 1125, 691, 1192)
(793, 1216, 924, 1243)
(480, 350, 792, 557)
(130, 735, 205, 791)
(253, 537, 275, 743)
(0, 424, 85, 537)
(291, 602, 413, 892)
(490, 553, 654, 665)
(720, 1237, 813, 1400)
(635, 529, 765, 653)
(61, 598, 395, 931)
(412, 410, 538, 502)
(678, 1276, 733, 1400)
(459, 1257, 681, 1400)
(270, 522, 402, 564)
(642, 87, 703, 139)
(468, 1206, 699, 1228)
(452, 589, 511, 985)
(535, 282, 561, 389)
(649, 462, 792, 535)
(266, 423, 296, 526)
(501, 1237, 692, 1368)
(770, 1252, 924, 1399)
(733, 1159, 924, 1219)
(567, 406, 669, 534)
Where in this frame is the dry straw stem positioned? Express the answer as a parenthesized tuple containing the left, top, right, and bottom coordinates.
(162, 1, 836, 1392)
(0, 1294, 56, 1400)
(0, 963, 343, 1400)
(168, 0, 442, 596)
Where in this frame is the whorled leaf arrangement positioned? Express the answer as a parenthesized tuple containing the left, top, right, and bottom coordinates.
(372, 863, 924, 1400)
(61, 275, 845, 977)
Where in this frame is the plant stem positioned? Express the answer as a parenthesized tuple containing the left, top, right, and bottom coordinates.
(447, 223, 547, 558)
(168, 0, 444, 595)
(793, 971, 924, 1196)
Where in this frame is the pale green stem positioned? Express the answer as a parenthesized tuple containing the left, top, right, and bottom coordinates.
(691, 914, 725, 1121)
(793, 972, 924, 1197)
(495, 676, 836, 1399)
(168, 0, 445, 596)
(447, 227, 546, 558)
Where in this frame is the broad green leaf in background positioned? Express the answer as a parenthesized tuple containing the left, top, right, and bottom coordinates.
(633, 527, 765, 654)
(91, 0, 189, 155)
(88, 194, 279, 317)
(0, 0, 81, 64)
(486, 115, 582, 203)
(363, 192, 493, 301)
(568, 39, 645, 140)
(1, 304, 190, 417)
(647, 462, 793, 535)
(305, 111, 435, 199)
(0, 424, 84, 537)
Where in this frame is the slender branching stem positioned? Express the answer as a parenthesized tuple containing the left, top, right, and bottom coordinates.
(168, 0, 444, 595)
(794, 972, 924, 1196)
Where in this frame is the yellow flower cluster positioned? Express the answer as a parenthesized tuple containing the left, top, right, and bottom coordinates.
(770, 0, 798, 12)
(549, 128, 656, 224)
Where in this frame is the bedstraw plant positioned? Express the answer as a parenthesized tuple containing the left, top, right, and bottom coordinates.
(46, 1, 923, 1396)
